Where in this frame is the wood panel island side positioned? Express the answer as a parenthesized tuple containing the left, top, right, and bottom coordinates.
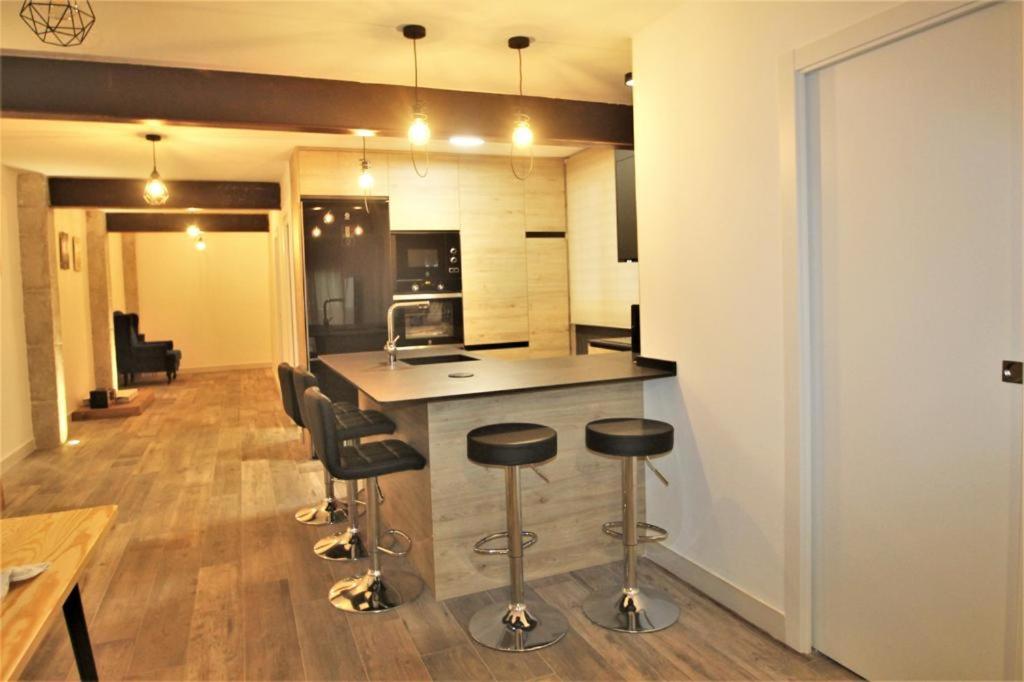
(318, 348, 675, 600)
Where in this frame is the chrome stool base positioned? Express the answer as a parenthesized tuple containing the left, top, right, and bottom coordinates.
(469, 601, 568, 652)
(582, 586, 679, 633)
(294, 499, 346, 526)
(329, 569, 422, 613)
(314, 528, 369, 561)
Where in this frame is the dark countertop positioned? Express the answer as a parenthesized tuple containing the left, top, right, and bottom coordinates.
(588, 336, 632, 351)
(318, 346, 674, 405)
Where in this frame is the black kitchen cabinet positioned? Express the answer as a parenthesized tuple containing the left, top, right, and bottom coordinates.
(615, 149, 638, 262)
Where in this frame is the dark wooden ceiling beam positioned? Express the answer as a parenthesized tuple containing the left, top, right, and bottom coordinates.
(1, 56, 633, 146)
(105, 212, 269, 233)
(48, 178, 280, 210)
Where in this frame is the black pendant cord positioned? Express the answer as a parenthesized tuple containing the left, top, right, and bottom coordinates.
(151, 139, 158, 176)
(410, 34, 430, 178)
(510, 46, 534, 181)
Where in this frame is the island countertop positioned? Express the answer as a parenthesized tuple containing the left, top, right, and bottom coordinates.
(317, 347, 675, 405)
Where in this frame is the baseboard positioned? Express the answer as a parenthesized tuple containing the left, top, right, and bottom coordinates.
(647, 543, 786, 642)
(1, 438, 36, 470)
(178, 362, 274, 374)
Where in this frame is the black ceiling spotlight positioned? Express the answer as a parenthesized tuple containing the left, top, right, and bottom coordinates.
(625, 72, 634, 87)
(19, 0, 96, 47)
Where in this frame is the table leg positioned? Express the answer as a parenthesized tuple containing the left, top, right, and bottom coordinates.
(62, 584, 98, 681)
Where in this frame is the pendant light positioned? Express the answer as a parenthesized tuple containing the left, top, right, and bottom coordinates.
(142, 134, 169, 206)
(625, 72, 634, 88)
(19, 0, 95, 47)
(358, 136, 374, 193)
(403, 24, 430, 178)
(508, 36, 535, 180)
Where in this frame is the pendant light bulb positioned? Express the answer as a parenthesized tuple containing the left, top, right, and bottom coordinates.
(358, 160, 374, 192)
(143, 134, 170, 206)
(311, 225, 322, 238)
(194, 237, 206, 251)
(185, 223, 201, 238)
(408, 112, 430, 146)
(513, 115, 534, 148)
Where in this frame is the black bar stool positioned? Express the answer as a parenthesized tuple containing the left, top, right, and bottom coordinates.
(583, 418, 678, 633)
(466, 423, 567, 652)
(303, 386, 425, 612)
(280, 364, 358, 526)
(293, 370, 398, 561)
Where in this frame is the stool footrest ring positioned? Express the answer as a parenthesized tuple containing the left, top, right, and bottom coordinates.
(377, 529, 413, 557)
(601, 521, 668, 543)
(473, 530, 538, 555)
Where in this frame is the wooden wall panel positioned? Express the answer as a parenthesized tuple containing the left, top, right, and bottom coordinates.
(387, 152, 460, 231)
(297, 150, 389, 197)
(458, 157, 529, 345)
(526, 237, 570, 357)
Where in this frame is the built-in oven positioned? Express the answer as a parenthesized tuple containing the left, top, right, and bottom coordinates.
(390, 292, 464, 347)
(392, 231, 461, 295)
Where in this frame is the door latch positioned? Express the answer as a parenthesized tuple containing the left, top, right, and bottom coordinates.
(1003, 361, 1023, 384)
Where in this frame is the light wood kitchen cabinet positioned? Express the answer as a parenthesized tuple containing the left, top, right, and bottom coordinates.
(458, 157, 529, 346)
(524, 158, 567, 231)
(297, 149, 390, 197)
(526, 236, 570, 356)
(387, 152, 460, 231)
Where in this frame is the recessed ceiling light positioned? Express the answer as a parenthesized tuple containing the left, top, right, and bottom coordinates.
(311, 206, 323, 211)
(625, 71, 634, 87)
(353, 129, 377, 137)
(449, 135, 485, 147)
(68, 439, 81, 446)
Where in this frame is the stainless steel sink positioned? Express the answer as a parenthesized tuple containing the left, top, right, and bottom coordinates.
(401, 354, 479, 366)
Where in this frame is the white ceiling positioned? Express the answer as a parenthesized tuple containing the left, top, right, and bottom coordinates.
(0, 1, 679, 105)
(0, 118, 583, 181)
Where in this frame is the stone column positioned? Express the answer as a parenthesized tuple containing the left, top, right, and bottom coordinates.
(122, 233, 139, 312)
(17, 172, 67, 448)
(86, 210, 118, 390)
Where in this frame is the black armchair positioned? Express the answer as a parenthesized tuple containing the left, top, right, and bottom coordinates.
(113, 311, 182, 385)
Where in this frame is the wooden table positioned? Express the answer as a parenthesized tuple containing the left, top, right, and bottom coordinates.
(1, 505, 117, 681)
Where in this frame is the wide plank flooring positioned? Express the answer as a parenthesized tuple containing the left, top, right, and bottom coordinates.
(0, 369, 855, 681)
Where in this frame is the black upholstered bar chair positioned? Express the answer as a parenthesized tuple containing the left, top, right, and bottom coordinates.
(277, 362, 357, 526)
(465, 423, 568, 652)
(294, 372, 397, 561)
(303, 386, 425, 612)
(583, 418, 678, 633)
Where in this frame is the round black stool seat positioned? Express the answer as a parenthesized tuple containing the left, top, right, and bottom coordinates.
(585, 418, 674, 457)
(467, 423, 557, 467)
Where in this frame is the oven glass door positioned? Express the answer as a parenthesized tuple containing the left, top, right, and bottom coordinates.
(396, 298, 463, 347)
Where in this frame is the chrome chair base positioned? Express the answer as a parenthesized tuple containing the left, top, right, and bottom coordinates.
(468, 600, 568, 652)
(582, 586, 679, 633)
(328, 569, 422, 613)
(294, 499, 346, 526)
(314, 528, 369, 561)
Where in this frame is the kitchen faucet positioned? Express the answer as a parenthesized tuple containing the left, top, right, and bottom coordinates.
(322, 297, 345, 327)
(385, 301, 430, 368)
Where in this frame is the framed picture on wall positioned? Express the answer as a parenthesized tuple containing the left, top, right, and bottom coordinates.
(58, 232, 70, 270)
(72, 237, 82, 272)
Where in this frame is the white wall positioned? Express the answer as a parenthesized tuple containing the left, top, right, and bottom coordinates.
(1, 166, 34, 462)
(53, 208, 95, 417)
(633, 1, 890, 617)
(566, 147, 638, 328)
(134, 232, 275, 370)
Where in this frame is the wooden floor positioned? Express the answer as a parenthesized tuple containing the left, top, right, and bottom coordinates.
(1, 369, 856, 681)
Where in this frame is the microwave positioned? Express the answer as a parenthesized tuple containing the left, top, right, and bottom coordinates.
(392, 231, 461, 295)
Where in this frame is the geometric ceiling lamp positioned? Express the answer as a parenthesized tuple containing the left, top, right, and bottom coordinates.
(142, 134, 169, 206)
(19, 0, 96, 47)
(508, 36, 534, 180)
(403, 24, 430, 178)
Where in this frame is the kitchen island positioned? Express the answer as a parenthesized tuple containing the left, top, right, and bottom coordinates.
(318, 347, 675, 600)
